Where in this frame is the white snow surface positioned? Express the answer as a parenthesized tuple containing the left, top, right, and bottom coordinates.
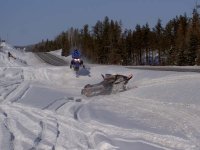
(0, 42, 200, 150)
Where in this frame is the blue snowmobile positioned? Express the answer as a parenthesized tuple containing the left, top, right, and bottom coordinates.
(70, 49, 85, 71)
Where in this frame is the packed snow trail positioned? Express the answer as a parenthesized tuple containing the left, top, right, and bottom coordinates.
(37, 52, 68, 66)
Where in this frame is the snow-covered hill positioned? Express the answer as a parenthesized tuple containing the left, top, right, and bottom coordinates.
(0, 42, 45, 67)
(0, 42, 200, 150)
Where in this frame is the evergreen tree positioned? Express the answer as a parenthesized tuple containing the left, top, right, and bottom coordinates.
(141, 23, 151, 65)
(187, 34, 198, 65)
(189, 9, 200, 65)
(175, 14, 189, 65)
(80, 24, 94, 60)
(164, 20, 176, 65)
(123, 29, 133, 65)
(132, 24, 143, 65)
(109, 20, 123, 64)
(93, 20, 104, 63)
(154, 19, 164, 64)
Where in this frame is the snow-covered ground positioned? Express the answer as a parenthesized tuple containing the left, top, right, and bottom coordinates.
(0, 42, 200, 150)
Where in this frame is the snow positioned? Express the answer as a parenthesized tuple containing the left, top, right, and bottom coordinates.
(0, 42, 200, 150)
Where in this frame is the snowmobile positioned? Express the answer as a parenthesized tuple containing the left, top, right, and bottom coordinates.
(70, 58, 85, 71)
(81, 74, 133, 97)
(70, 49, 85, 72)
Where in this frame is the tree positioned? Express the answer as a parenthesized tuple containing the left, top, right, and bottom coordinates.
(132, 24, 143, 65)
(189, 9, 200, 65)
(93, 20, 103, 63)
(187, 34, 198, 65)
(164, 20, 176, 65)
(175, 14, 189, 65)
(154, 19, 164, 65)
(141, 23, 151, 65)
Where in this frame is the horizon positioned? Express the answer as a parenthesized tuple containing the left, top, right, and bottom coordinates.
(0, 0, 198, 46)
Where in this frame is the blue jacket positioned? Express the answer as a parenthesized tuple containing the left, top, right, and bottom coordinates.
(72, 49, 81, 59)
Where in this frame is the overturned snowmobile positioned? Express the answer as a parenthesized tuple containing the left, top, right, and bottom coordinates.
(81, 74, 133, 97)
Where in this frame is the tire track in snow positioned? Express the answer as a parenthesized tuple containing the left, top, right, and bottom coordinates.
(29, 121, 44, 150)
(1, 104, 62, 150)
(8, 82, 30, 103)
(42, 97, 69, 110)
(1, 101, 94, 150)
(73, 103, 84, 121)
(0, 112, 10, 150)
(0, 67, 25, 104)
(0, 80, 22, 87)
(55, 102, 68, 111)
(3, 85, 19, 101)
(52, 119, 60, 150)
(41, 97, 82, 112)
(52, 106, 94, 149)
(1, 111, 15, 150)
(0, 67, 93, 149)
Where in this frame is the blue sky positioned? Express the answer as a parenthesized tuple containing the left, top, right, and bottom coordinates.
(0, 0, 197, 46)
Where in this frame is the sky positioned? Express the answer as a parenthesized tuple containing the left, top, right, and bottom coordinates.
(0, 0, 197, 46)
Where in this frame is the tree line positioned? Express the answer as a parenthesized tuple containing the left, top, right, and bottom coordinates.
(31, 9, 200, 66)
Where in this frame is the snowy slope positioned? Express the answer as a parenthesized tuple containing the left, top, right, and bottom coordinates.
(0, 42, 200, 150)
